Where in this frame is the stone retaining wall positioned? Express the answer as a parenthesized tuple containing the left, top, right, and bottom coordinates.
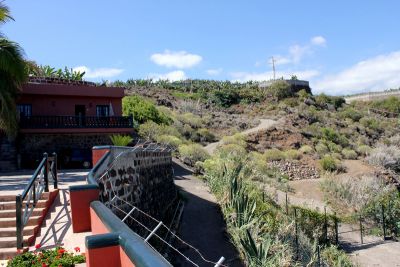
(18, 133, 119, 168)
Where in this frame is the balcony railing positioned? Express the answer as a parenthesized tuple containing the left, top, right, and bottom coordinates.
(19, 115, 133, 129)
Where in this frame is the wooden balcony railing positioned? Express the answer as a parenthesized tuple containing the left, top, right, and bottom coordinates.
(19, 115, 133, 129)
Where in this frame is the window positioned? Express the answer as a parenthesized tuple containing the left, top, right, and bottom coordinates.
(17, 104, 32, 117)
(96, 105, 109, 117)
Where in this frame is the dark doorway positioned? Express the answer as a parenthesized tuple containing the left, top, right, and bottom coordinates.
(75, 105, 86, 126)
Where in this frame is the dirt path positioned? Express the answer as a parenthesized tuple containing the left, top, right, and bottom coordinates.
(204, 119, 279, 154)
(173, 159, 243, 267)
(281, 160, 400, 267)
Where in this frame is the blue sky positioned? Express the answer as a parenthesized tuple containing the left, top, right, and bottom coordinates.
(4, 1, 400, 95)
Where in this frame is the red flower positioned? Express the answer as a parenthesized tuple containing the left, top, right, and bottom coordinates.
(74, 247, 80, 252)
(35, 244, 41, 249)
(58, 248, 65, 255)
(42, 263, 48, 267)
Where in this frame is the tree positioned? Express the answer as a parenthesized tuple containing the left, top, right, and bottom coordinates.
(0, 3, 27, 136)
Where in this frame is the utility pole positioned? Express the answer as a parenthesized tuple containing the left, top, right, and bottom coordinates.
(270, 56, 276, 80)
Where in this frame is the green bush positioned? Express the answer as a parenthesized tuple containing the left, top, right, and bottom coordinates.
(176, 112, 203, 128)
(109, 134, 133, 146)
(342, 148, 358, 159)
(178, 144, 210, 166)
(155, 135, 183, 149)
(315, 94, 345, 109)
(211, 88, 240, 107)
(221, 133, 247, 147)
(138, 121, 181, 140)
(299, 145, 313, 154)
(8, 246, 85, 267)
(315, 142, 329, 156)
(319, 155, 338, 172)
(371, 96, 400, 113)
(360, 117, 381, 131)
(357, 144, 372, 156)
(339, 107, 363, 122)
(266, 80, 292, 100)
(122, 95, 171, 124)
(321, 246, 353, 267)
(196, 128, 216, 143)
(284, 149, 302, 160)
(264, 149, 285, 161)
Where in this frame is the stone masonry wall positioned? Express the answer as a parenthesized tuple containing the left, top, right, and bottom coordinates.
(96, 148, 177, 222)
(0, 134, 17, 171)
(18, 133, 116, 168)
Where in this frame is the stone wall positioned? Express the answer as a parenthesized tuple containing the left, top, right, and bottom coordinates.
(0, 134, 17, 171)
(18, 133, 122, 168)
(95, 147, 177, 222)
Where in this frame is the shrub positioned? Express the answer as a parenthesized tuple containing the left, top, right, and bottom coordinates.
(360, 117, 381, 131)
(155, 135, 183, 149)
(266, 80, 292, 100)
(367, 144, 400, 171)
(321, 246, 353, 267)
(371, 96, 400, 113)
(221, 133, 246, 147)
(299, 145, 313, 154)
(319, 155, 338, 172)
(8, 246, 85, 267)
(339, 107, 363, 122)
(139, 121, 181, 140)
(315, 142, 329, 156)
(284, 149, 302, 160)
(178, 144, 210, 166)
(342, 148, 358, 159)
(196, 128, 216, 143)
(264, 149, 285, 161)
(211, 88, 240, 107)
(315, 94, 345, 109)
(122, 95, 171, 124)
(110, 134, 133, 146)
(357, 144, 372, 156)
(176, 112, 203, 128)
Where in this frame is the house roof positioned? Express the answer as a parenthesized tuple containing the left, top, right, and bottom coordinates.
(22, 82, 125, 98)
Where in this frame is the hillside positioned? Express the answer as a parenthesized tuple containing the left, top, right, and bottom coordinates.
(117, 79, 400, 266)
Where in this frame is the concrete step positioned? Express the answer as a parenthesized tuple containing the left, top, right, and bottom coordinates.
(0, 216, 41, 228)
(0, 207, 44, 218)
(0, 199, 47, 210)
(0, 235, 31, 248)
(0, 192, 49, 202)
(0, 225, 36, 237)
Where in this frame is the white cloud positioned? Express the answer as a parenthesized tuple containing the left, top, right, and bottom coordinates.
(149, 70, 186, 81)
(314, 51, 400, 95)
(231, 69, 320, 82)
(206, 68, 223, 76)
(270, 35, 327, 66)
(73, 66, 124, 79)
(311, 36, 327, 46)
(150, 50, 202, 68)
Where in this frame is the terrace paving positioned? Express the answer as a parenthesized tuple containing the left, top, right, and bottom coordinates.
(0, 170, 89, 265)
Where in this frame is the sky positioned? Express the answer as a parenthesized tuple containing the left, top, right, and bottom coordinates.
(4, 1, 400, 95)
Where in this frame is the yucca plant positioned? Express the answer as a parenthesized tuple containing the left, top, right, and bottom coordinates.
(110, 134, 133, 146)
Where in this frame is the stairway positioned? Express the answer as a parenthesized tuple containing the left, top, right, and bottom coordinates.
(0, 190, 58, 260)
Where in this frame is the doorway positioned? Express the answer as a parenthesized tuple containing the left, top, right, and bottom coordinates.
(75, 105, 86, 126)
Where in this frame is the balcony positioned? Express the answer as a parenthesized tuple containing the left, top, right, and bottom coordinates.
(19, 116, 134, 133)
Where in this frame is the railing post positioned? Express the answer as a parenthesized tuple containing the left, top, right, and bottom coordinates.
(16, 195, 23, 249)
(43, 153, 49, 192)
(53, 152, 58, 189)
(382, 203, 386, 240)
(359, 214, 364, 244)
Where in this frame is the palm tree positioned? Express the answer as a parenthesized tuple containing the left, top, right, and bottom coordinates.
(0, 2, 27, 136)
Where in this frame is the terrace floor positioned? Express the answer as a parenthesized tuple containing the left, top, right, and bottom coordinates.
(0, 170, 90, 266)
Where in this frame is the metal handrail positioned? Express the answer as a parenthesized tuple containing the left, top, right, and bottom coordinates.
(16, 152, 58, 249)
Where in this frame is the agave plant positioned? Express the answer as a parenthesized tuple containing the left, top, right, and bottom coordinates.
(110, 134, 133, 146)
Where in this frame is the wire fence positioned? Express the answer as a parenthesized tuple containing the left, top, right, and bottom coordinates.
(108, 195, 227, 267)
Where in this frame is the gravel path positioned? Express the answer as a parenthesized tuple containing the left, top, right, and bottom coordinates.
(204, 119, 279, 154)
(173, 159, 243, 267)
